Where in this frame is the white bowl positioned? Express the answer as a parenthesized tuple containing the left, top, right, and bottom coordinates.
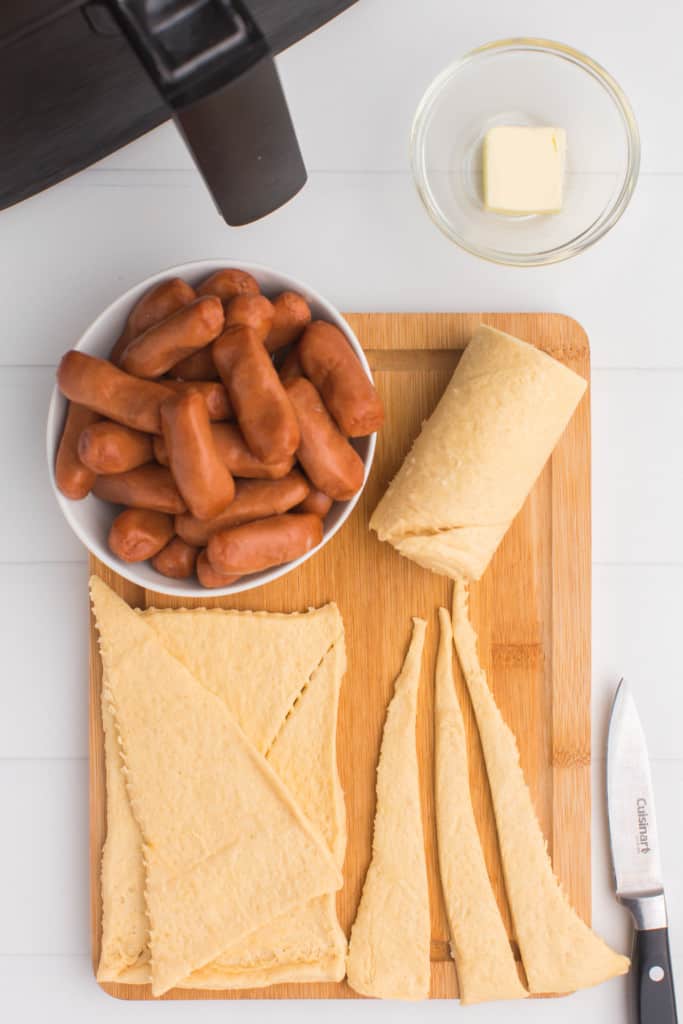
(46, 259, 377, 597)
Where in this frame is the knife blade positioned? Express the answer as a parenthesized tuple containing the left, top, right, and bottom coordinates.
(607, 679, 677, 1023)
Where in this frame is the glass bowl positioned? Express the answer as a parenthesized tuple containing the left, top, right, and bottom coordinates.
(410, 38, 640, 266)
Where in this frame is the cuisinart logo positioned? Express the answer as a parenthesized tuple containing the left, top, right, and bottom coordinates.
(637, 798, 651, 854)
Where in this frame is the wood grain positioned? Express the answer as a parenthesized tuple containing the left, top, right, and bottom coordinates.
(89, 312, 591, 1002)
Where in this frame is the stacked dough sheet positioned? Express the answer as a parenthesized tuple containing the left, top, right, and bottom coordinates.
(91, 577, 347, 996)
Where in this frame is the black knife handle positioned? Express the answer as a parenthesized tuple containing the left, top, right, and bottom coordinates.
(634, 927, 678, 1024)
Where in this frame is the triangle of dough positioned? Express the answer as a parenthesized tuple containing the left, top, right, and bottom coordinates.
(183, 634, 348, 987)
(97, 689, 150, 984)
(451, 581, 630, 994)
(98, 598, 347, 987)
(346, 618, 430, 1000)
(142, 604, 343, 754)
(434, 607, 527, 1004)
(90, 577, 342, 996)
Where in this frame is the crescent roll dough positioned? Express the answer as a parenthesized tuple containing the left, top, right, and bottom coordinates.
(346, 618, 430, 1000)
(434, 608, 527, 1003)
(370, 324, 587, 581)
(451, 581, 630, 994)
(90, 578, 342, 997)
(96, 594, 348, 991)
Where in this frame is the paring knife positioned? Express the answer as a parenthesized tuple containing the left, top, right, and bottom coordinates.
(607, 679, 678, 1023)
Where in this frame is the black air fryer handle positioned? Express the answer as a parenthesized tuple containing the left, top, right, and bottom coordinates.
(633, 927, 677, 1024)
(107, 0, 306, 225)
(176, 54, 306, 226)
(0, 0, 359, 213)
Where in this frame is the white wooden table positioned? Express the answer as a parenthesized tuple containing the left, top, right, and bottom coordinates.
(1, 1, 681, 1019)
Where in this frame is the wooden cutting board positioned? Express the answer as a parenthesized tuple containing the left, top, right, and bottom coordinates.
(89, 312, 591, 1002)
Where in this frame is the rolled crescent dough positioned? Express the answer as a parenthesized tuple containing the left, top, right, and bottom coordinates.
(370, 324, 587, 581)
(346, 618, 430, 1000)
(434, 607, 527, 1004)
(452, 581, 630, 994)
(91, 578, 342, 996)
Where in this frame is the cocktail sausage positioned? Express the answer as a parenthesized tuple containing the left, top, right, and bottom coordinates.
(108, 509, 174, 562)
(151, 537, 198, 579)
(207, 513, 323, 576)
(110, 277, 196, 364)
(285, 377, 364, 501)
(57, 351, 173, 434)
(299, 320, 384, 436)
(78, 421, 153, 474)
(55, 402, 99, 499)
(93, 464, 187, 514)
(174, 471, 309, 546)
(120, 296, 224, 379)
(213, 325, 300, 464)
(265, 292, 311, 352)
(160, 390, 235, 520)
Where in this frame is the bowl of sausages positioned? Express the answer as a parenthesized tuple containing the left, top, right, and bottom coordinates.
(46, 260, 383, 595)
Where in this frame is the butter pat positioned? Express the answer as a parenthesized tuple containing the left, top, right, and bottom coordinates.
(483, 125, 566, 215)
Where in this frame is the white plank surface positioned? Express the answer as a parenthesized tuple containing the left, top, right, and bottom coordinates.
(0, 565, 89, 758)
(0, 956, 632, 1023)
(593, 566, 683, 760)
(0, 761, 89, 956)
(4, 173, 683, 369)
(0, 370, 84, 563)
(99, 0, 682, 175)
(1, 0, 681, 1019)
